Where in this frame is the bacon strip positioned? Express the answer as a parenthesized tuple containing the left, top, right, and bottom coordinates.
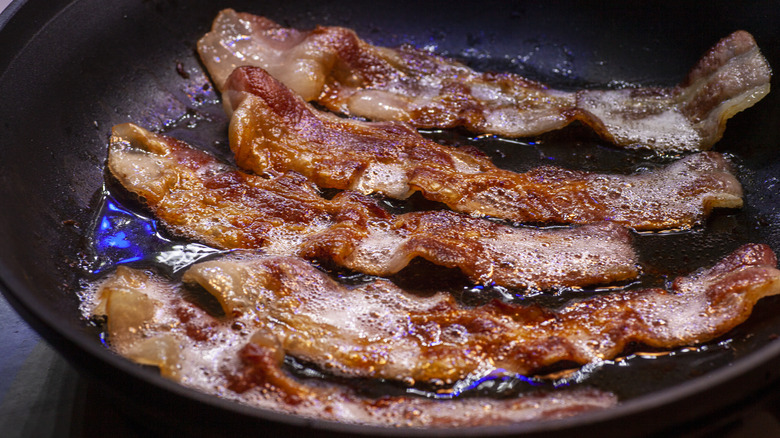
(107, 123, 638, 290)
(90, 264, 618, 427)
(93, 244, 780, 394)
(179, 244, 780, 387)
(198, 9, 771, 151)
(90, 243, 780, 425)
(225, 66, 743, 230)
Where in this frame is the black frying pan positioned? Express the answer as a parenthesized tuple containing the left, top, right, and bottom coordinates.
(2, 0, 780, 436)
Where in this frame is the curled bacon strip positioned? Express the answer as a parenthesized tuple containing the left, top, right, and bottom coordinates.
(107, 123, 638, 290)
(225, 66, 743, 230)
(182, 244, 780, 387)
(198, 9, 771, 151)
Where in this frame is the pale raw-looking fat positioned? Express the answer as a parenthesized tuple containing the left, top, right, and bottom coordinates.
(350, 161, 410, 199)
(83, 266, 257, 392)
(576, 90, 701, 147)
(198, 9, 327, 101)
(198, 9, 771, 152)
(582, 153, 743, 227)
(341, 224, 636, 288)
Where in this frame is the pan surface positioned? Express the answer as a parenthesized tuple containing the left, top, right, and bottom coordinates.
(2, 0, 780, 436)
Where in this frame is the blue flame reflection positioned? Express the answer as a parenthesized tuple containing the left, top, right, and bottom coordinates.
(406, 368, 542, 400)
(84, 189, 225, 275)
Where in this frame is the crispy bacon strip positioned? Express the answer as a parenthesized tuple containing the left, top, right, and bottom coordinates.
(179, 244, 780, 387)
(95, 244, 780, 391)
(91, 264, 618, 427)
(198, 9, 771, 151)
(224, 66, 743, 230)
(91, 243, 780, 425)
(107, 123, 638, 290)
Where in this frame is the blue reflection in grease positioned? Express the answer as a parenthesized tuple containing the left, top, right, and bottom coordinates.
(407, 368, 542, 400)
(84, 189, 225, 275)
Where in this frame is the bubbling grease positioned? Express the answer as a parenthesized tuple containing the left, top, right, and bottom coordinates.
(80, 234, 780, 427)
(80, 252, 620, 427)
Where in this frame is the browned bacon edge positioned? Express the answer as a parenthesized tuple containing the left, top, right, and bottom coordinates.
(224, 66, 743, 231)
(106, 123, 639, 290)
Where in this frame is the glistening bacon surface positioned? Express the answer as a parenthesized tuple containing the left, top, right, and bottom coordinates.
(91, 244, 780, 401)
(198, 9, 771, 151)
(186, 244, 780, 386)
(89, 263, 618, 427)
(106, 123, 638, 290)
(225, 66, 743, 230)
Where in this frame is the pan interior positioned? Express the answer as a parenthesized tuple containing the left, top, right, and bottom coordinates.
(1, 0, 780, 435)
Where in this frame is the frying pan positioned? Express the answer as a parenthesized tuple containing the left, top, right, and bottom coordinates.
(2, 0, 780, 436)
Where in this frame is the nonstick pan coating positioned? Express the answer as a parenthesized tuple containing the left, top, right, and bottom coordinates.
(2, 1, 780, 436)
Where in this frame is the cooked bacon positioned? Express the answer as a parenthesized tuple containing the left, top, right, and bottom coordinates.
(224, 66, 743, 230)
(89, 264, 618, 427)
(89, 243, 780, 426)
(107, 123, 638, 290)
(93, 244, 780, 391)
(179, 244, 780, 387)
(197, 9, 771, 151)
